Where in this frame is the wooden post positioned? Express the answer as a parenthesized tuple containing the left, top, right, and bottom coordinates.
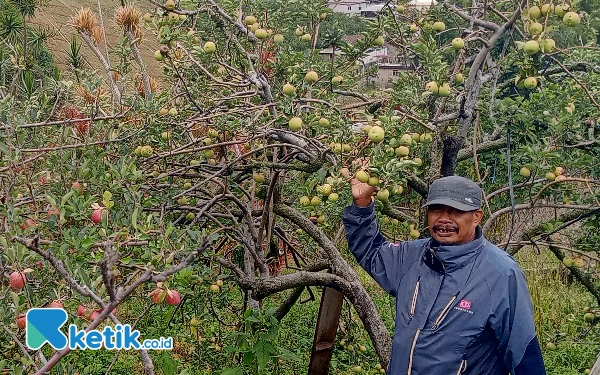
(591, 351, 600, 375)
(307, 287, 345, 375)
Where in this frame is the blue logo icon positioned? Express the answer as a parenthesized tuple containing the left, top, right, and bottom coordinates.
(25, 308, 173, 350)
(26, 308, 69, 350)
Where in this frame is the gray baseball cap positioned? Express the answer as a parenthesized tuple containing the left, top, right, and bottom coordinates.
(422, 176, 483, 211)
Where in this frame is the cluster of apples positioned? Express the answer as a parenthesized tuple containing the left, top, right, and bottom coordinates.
(519, 165, 567, 181)
(149, 288, 182, 305)
(243, 15, 283, 42)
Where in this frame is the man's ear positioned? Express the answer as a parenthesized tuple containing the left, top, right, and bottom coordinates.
(473, 209, 484, 225)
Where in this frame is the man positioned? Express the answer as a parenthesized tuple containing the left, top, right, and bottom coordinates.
(343, 175, 546, 375)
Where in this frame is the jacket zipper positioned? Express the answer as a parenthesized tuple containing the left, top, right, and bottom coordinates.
(408, 277, 421, 322)
(431, 292, 459, 330)
(456, 357, 467, 374)
(406, 329, 420, 375)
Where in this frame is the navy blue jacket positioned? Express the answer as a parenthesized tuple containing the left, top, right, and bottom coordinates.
(343, 202, 546, 375)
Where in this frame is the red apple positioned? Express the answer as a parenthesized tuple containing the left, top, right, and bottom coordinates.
(20, 218, 35, 230)
(47, 207, 60, 217)
(71, 182, 84, 194)
(9, 271, 26, 290)
(165, 290, 181, 305)
(16, 314, 26, 329)
(149, 288, 164, 304)
(77, 305, 87, 316)
(91, 208, 104, 224)
(48, 300, 64, 309)
(89, 311, 100, 321)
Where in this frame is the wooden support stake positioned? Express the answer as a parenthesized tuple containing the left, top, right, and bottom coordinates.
(307, 287, 344, 375)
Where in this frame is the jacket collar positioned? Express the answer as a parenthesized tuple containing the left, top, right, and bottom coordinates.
(424, 226, 485, 274)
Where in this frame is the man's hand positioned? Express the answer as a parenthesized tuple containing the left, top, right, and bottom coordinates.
(341, 164, 375, 207)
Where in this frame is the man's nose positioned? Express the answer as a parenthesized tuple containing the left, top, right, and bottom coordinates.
(437, 208, 454, 222)
(437, 216, 453, 223)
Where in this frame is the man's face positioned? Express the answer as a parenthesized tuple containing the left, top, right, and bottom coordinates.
(427, 204, 484, 245)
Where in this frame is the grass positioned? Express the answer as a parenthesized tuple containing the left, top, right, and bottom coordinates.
(516, 247, 600, 374)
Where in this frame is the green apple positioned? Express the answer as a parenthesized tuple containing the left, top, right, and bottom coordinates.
(305, 71, 318, 83)
(318, 118, 330, 126)
(542, 38, 556, 53)
(523, 76, 537, 89)
(300, 196, 311, 206)
(255, 29, 268, 39)
(274, 34, 284, 43)
(203, 41, 216, 54)
(310, 196, 321, 206)
(318, 184, 332, 196)
(563, 12, 580, 26)
(437, 83, 450, 97)
(519, 167, 531, 177)
(523, 40, 540, 55)
(376, 189, 390, 201)
(529, 22, 543, 35)
(288, 117, 303, 131)
(400, 133, 412, 145)
(554, 4, 568, 17)
(395, 146, 410, 157)
(541, 3, 554, 16)
(244, 15, 257, 25)
(451, 37, 464, 50)
(356, 170, 370, 183)
(374, 36, 385, 46)
(368, 125, 385, 143)
(528, 5, 541, 19)
(283, 83, 296, 96)
(425, 81, 439, 93)
(331, 75, 343, 85)
(432, 21, 445, 31)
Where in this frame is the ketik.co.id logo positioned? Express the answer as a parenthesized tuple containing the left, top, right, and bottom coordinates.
(26, 308, 172, 350)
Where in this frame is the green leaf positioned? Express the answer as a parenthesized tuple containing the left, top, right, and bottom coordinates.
(277, 348, 301, 362)
(46, 195, 57, 208)
(11, 291, 20, 313)
(0, 142, 8, 154)
(103, 191, 113, 201)
(253, 337, 275, 370)
(79, 268, 91, 288)
(132, 207, 138, 230)
(81, 236, 98, 250)
(220, 368, 243, 375)
(316, 167, 327, 181)
(158, 351, 177, 375)
(61, 190, 75, 206)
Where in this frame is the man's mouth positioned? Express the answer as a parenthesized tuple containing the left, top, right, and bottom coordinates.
(433, 225, 459, 236)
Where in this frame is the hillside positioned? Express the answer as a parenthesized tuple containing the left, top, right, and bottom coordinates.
(30, 0, 161, 75)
